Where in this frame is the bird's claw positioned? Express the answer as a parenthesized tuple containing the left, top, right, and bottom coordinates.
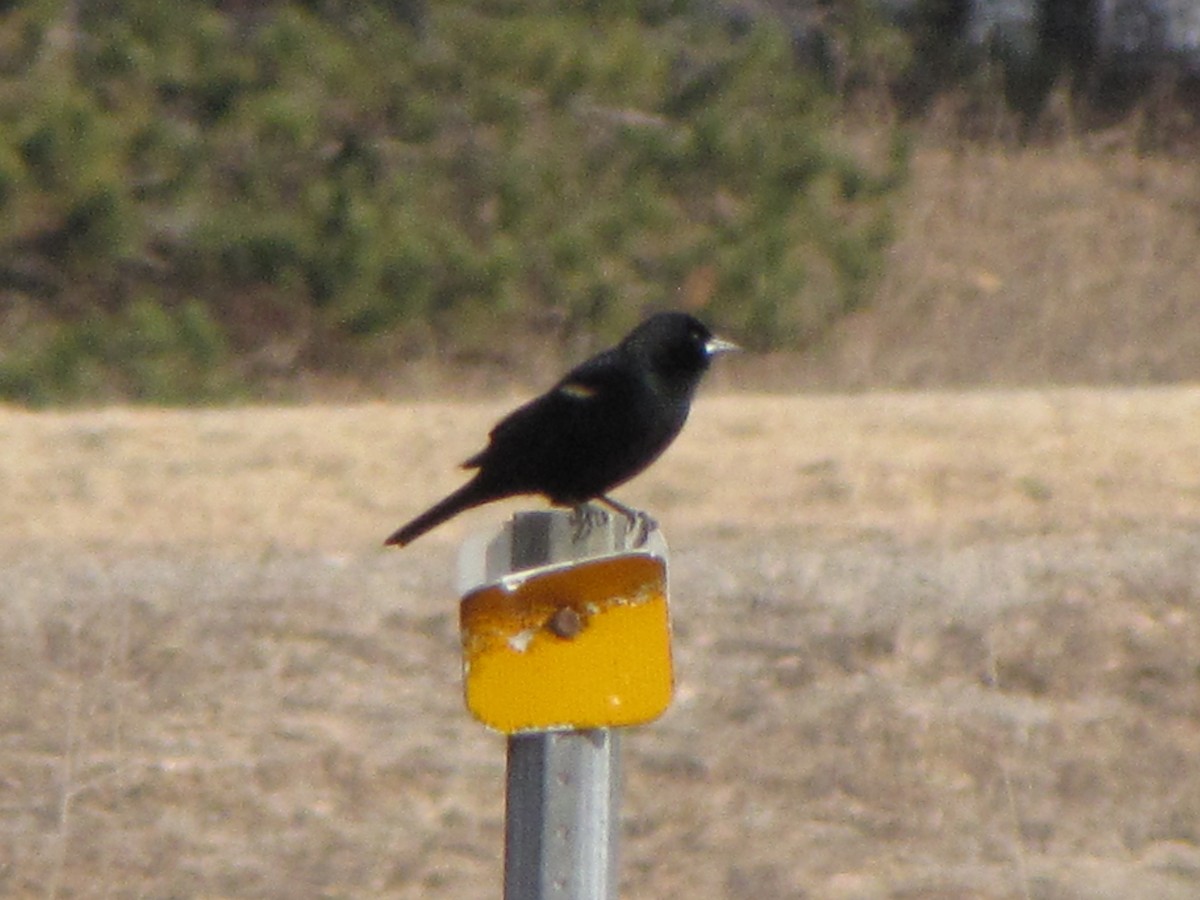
(569, 503, 655, 547)
(628, 510, 657, 547)
(596, 496, 657, 547)
(570, 504, 610, 541)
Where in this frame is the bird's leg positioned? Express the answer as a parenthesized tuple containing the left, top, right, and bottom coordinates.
(595, 494, 639, 524)
(596, 495, 657, 547)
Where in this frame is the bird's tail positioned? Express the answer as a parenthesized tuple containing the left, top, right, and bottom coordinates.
(384, 478, 492, 547)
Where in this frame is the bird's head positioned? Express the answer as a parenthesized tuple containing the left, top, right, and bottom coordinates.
(626, 312, 739, 387)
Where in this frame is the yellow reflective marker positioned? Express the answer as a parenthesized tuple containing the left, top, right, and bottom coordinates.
(460, 551, 672, 734)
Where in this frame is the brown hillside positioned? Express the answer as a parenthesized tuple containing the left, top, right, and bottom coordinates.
(771, 140, 1200, 390)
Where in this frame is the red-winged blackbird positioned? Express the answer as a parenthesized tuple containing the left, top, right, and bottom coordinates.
(385, 312, 738, 547)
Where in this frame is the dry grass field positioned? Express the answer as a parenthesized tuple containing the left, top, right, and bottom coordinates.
(3, 388, 1200, 899)
(4, 138, 1200, 898)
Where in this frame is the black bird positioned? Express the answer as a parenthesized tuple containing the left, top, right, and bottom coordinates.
(385, 312, 738, 547)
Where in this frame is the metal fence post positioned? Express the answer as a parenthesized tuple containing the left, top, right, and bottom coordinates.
(504, 728, 620, 900)
(459, 507, 671, 900)
(492, 510, 624, 900)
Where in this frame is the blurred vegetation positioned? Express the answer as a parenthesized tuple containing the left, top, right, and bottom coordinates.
(0, 0, 907, 405)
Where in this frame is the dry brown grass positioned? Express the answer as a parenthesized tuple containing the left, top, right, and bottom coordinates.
(3, 387, 1200, 898)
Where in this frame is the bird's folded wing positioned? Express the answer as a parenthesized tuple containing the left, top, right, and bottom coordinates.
(462, 349, 629, 469)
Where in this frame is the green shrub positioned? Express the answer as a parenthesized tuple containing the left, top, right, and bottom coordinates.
(0, 298, 235, 406)
(0, 0, 907, 403)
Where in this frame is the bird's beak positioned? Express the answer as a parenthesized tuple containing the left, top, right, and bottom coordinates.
(705, 336, 741, 356)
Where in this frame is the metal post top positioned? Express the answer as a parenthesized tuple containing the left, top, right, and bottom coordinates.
(457, 504, 668, 596)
